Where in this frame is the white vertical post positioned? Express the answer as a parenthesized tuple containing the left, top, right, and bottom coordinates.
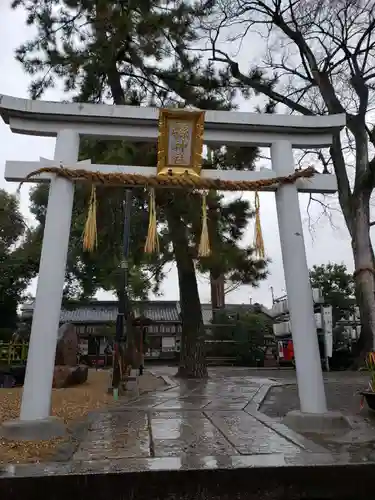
(20, 130, 79, 421)
(271, 140, 327, 414)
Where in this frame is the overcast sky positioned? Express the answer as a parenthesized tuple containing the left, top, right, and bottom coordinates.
(0, 5, 364, 308)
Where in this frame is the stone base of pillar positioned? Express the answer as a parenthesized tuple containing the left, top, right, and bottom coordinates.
(0, 417, 67, 441)
(282, 410, 351, 434)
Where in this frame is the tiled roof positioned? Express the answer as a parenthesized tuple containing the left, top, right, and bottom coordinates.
(22, 300, 181, 324)
(21, 300, 272, 325)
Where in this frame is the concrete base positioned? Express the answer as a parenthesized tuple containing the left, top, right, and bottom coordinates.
(0, 417, 67, 441)
(124, 375, 139, 397)
(282, 410, 352, 434)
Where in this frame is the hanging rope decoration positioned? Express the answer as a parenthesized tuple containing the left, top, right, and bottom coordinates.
(17, 165, 315, 257)
(144, 188, 160, 254)
(198, 192, 210, 257)
(83, 184, 98, 252)
(253, 191, 265, 259)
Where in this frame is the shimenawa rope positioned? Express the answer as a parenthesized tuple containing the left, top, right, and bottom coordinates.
(18, 166, 315, 191)
(18, 165, 315, 258)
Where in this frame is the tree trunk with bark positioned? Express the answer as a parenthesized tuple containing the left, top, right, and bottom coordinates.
(350, 191, 375, 364)
(335, 124, 375, 364)
(210, 273, 225, 310)
(166, 206, 207, 379)
(207, 192, 225, 322)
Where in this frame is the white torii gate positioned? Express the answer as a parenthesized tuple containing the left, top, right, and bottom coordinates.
(0, 95, 345, 435)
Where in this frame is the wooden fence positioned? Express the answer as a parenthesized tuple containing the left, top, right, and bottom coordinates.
(0, 343, 28, 365)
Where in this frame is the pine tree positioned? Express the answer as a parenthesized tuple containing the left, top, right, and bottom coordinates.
(13, 0, 268, 377)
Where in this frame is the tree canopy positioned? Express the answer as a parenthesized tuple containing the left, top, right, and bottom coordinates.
(309, 263, 355, 324)
(201, 0, 375, 357)
(0, 190, 39, 331)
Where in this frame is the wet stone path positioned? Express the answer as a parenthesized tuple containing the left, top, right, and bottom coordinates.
(3, 369, 375, 479)
(73, 373, 328, 466)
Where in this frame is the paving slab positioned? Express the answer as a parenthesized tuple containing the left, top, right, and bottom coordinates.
(152, 396, 212, 410)
(244, 405, 329, 453)
(205, 410, 302, 455)
(203, 397, 249, 410)
(117, 391, 184, 409)
(74, 411, 151, 461)
(151, 413, 238, 456)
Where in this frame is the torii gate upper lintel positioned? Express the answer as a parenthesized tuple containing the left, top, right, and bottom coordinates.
(0, 95, 345, 428)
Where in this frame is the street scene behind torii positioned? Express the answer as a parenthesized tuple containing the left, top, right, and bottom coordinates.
(0, 99, 374, 498)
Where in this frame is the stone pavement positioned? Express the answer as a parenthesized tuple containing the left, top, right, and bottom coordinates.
(65, 368, 359, 469)
(73, 373, 312, 462)
(2, 367, 375, 480)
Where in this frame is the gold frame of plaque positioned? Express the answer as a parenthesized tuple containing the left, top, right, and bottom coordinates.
(157, 109, 205, 178)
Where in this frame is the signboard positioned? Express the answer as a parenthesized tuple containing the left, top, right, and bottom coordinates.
(162, 337, 176, 352)
(322, 306, 333, 358)
(79, 339, 88, 355)
(157, 109, 205, 178)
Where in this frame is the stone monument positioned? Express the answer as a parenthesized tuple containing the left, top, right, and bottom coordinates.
(55, 322, 78, 366)
(53, 323, 88, 389)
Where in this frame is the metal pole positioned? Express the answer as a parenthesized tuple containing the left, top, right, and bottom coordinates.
(112, 189, 133, 390)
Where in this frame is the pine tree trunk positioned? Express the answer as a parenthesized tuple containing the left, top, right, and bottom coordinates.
(210, 273, 225, 310)
(351, 191, 375, 365)
(208, 192, 225, 322)
(166, 207, 207, 379)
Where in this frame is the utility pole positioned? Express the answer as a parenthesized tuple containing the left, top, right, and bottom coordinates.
(112, 189, 133, 391)
(270, 286, 275, 304)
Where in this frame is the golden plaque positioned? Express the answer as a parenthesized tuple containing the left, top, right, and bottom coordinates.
(157, 108, 205, 178)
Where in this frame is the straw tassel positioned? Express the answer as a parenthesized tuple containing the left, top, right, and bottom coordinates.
(83, 184, 98, 252)
(144, 188, 159, 254)
(198, 192, 211, 257)
(254, 191, 265, 259)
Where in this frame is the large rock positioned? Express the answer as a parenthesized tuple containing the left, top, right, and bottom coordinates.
(53, 366, 72, 389)
(55, 323, 79, 366)
(70, 365, 89, 385)
(9, 365, 26, 386)
(0, 370, 16, 388)
(53, 365, 88, 389)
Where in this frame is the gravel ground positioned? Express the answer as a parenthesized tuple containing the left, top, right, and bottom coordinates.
(0, 369, 165, 464)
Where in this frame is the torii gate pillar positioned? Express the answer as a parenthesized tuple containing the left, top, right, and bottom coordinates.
(272, 140, 327, 414)
(20, 130, 79, 423)
(1, 130, 78, 439)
